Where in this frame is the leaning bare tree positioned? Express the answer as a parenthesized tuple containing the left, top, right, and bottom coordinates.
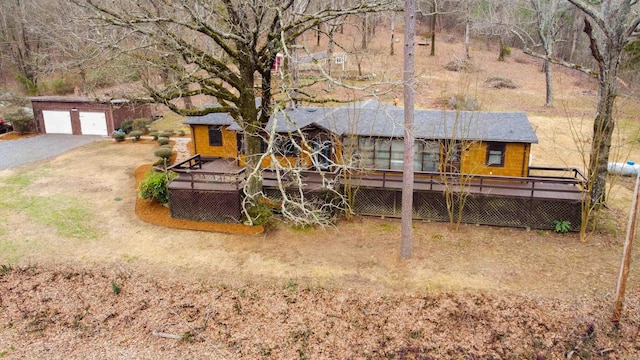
(75, 0, 394, 222)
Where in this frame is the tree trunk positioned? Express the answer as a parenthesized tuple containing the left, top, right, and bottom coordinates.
(430, 1, 436, 56)
(361, 14, 368, 49)
(401, 0, 415, 260)
(390, 12, 395, 56)
(569, 14, 581, 62)
(464, 17, 470, 59)
(497, 36, 505, 61)
(544, 58, 553, 107)
(316, 23, 321, 47)
(589, 74, 617, 206)
(238, 65, 262, 201)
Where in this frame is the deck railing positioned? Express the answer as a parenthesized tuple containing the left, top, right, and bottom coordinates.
(528, 166, 588, 184)
(341, 166, 586, 200)
(168, 155, 586, 200)
(167, 154, 204, 171)
(168, 155, 245, 190)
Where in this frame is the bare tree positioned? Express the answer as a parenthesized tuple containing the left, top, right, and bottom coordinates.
(566, 0, 640, 206)
(521, 0, 571, 107)
(75, 0, 393, 222)
(401, 0, 416, 260)
(0, 0, 51, 93)
(469, 0, 519, 61)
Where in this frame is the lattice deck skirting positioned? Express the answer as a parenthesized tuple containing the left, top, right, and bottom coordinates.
(352, 188, 581, 231)
(169, 188, 242, 223)
(168, 186, 581, 230)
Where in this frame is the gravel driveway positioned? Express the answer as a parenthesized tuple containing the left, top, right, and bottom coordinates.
(0, 134, 105, 170)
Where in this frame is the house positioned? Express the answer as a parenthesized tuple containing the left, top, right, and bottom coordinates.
(171, 99, 585, 229)
(184, 100, 536, 176)
(31, 96, 155, 136)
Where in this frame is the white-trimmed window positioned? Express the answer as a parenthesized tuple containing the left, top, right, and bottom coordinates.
(486, 143, 506, 166)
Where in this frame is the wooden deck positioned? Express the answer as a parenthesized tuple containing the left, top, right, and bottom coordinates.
(168, 156, 245, 192)
(347, 174, 584, 201)
(167, 155, 586, 201)
(263, 169, 585, 201)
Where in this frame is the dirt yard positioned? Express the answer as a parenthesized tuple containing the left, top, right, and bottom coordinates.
(2, 27, 640, 358)
(1, 135, 639, 358)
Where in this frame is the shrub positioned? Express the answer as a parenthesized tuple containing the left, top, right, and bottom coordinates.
(137, 170, 177, 204)
(448, 95, 480, 111)
(160, 144, 173, 149)
(154, 147, 173, 160)
(111, 280, 122, 295)
(485, 76, 517, 89)
(4, 108, 34, 134)
(15, 73, 38, 95)
(444, 59, 474, 72)
(129, 130, 143, 141)
(157, 137, 170, 146)
(120, 119, 134, 134)
(149, 131, 160, 140)
(246, 200, 274, 226)
(42, 77, 75, 95)
(164, 129, 175, 136)
(178, 129, 186, 137)
(157, 131, 172, 138)
(132, 118, 150, 133)
(554, 220, 571, 234)
(112, 131, 126, 142)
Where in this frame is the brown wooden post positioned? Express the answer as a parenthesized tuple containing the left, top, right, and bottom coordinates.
(612, 172, 640, 325)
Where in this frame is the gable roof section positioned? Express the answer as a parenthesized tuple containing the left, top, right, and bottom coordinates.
(184, 99, 538, 144)
(184, 112, 236, 126)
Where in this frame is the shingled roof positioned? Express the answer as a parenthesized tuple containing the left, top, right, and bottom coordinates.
(185, 99, 538, 144)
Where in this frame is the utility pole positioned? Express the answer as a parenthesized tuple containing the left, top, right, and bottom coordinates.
(400, 0, 416, 259)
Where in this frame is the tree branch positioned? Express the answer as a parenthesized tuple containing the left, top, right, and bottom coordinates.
(522, 48, 598, 77)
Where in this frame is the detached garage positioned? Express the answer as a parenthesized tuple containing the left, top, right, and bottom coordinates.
(31, 96, 154, 136)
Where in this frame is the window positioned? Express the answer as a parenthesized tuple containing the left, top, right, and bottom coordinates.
(236, 133, 244, 154)
(389, 140, 404, 170)
(208, 126, 223, 146)
(273, 136, 298, 156)
(374, 139, 391, 169)
(416, 140, 440, 172)
(486, 143, 506, 166)
(345, 136, 446, 171)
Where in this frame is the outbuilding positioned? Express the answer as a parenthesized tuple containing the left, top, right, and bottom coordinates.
(30, 96, 153, 136)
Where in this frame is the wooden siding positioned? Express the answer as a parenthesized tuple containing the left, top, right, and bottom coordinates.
(189, 126, 532, 177)
(191, 124, 238, 159)
(192, 124, 318, 169)
(31, 98, 151, 135)
(112, 103, 153, 130)
(462, 142, 529, 177)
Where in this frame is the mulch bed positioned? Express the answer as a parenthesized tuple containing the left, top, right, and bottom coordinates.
(0, 132, 38, 140)
(134, 164, 263, 235)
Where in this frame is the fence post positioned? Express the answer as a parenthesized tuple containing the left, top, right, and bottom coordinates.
(530, 181, 535, 199)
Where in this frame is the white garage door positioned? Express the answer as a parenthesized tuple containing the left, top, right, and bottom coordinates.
(79, 112, 108, 136)
(42, 110, 73, 134)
